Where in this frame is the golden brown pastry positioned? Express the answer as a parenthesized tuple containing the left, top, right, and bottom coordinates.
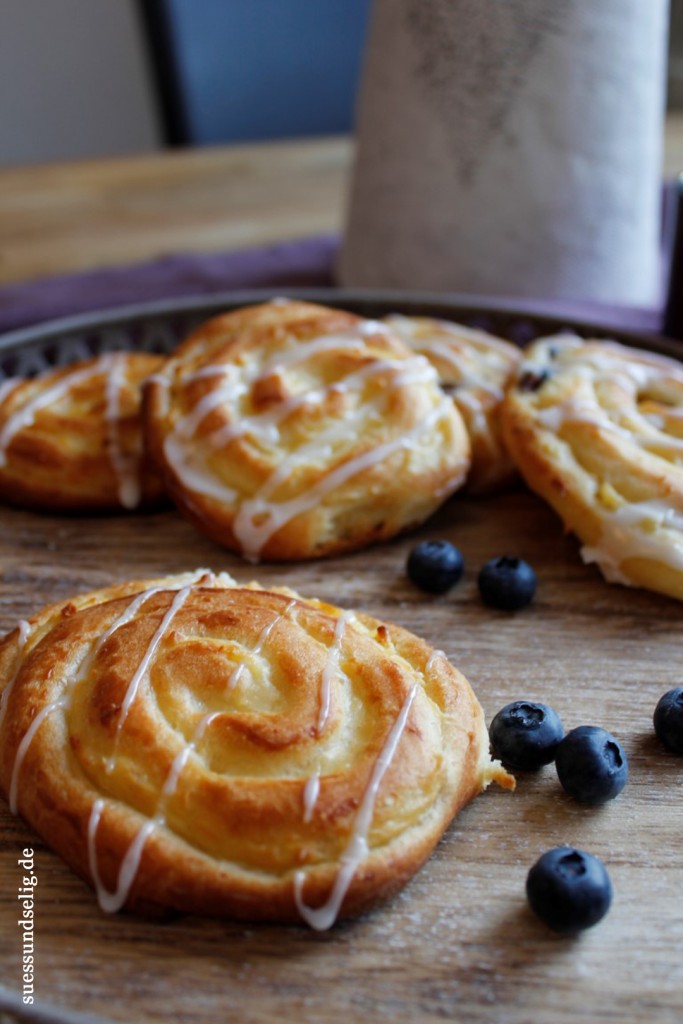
(501, 333, 683, 601)
(383, 314, 520, 493)
(143, 299, 471, 561)
(0, 570, 511, 927)
(0, 573, 511, 925)
(0, 352, 166, 511)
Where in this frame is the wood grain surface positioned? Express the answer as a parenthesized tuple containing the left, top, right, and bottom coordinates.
(0, 137, 351, 286)
(0, 481, 682, 1024)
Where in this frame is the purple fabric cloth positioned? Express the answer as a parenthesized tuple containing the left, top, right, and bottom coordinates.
(0, 228, 673, 339)
(461, 293, 665, 336)
(0, 235, 339, 335)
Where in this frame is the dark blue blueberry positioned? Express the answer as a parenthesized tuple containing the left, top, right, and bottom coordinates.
(406, 540, 464, 594)
(489, 700, 564, 771)
(653, 688, 683, 755)
(526, 846, 613, 933)
(477, 556, 536, 610)
(555, 725, 628, 804)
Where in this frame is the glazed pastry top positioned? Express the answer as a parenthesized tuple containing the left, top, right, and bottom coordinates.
(0, 352, 166, 511)
(144, 300, 470, 560)
(0, 571, 509, 926)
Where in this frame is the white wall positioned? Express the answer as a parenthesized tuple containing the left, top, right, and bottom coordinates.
(0, 0, 161, 165)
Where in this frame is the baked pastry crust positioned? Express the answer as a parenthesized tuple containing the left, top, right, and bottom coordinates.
(0, 571, 511, 927)
(143, 300, 471, 561)
(501, 333, 683, 601)
(384, 314, 520, 493)
(0, 352, 166, 512)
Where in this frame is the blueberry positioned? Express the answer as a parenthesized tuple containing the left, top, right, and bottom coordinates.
(406, 540, 464, 594)
(555, 725, 628, 804)
(653, 688, 683, 754)
(489, 700, 564, 771)
(526, 846, 613, 933)
(477, 556, 536, 611)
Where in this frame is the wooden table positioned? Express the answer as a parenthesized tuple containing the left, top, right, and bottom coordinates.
(1, 128, 683, 1024)
(0, 111, 682, 287)
(0, 137, 352, 286)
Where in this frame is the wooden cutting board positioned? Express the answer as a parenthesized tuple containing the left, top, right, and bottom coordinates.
(0, 484, 682, 1024)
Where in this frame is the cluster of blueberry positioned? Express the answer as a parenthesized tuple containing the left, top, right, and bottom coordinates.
(489, 701, 626, 933)
(406, 539, 537, 610)
(490, 690, 683, 933)
(405, 540, 683, 934)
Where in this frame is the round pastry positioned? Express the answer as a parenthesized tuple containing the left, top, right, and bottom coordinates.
(501, 333, 683, 601)
(143, 299, 471, 561)
(0, 352, 166, 511)
(0, 570, 512, 927)
(383, 314, 520, 493)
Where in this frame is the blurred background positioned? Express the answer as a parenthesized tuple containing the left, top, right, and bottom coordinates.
(0, 0, 371, 165)
(3, 0, 679, 167)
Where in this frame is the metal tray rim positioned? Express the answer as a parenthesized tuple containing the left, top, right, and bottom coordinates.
(0, 287, 678, 368)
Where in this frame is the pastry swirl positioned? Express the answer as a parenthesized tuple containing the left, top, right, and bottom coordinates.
(0, 352, 166, 511)
(501, 334, 683, 600)
(384, 314, 520, 493)
(0, 571, 510, 927)
(144, 300, 471, 561)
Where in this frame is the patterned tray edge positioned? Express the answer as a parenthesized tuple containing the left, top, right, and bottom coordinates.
(0, 287, 678, 379)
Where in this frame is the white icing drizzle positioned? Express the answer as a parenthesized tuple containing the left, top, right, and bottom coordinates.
(5, 571, 238, 913)
(175, 334, 369, 445)
(161, 712, 219, 801)
(317, 610, 355, 734)
(359, 319, 386, 336)
(163, 432, 240, 508)
(143, 372, 169, 389)
(104, 354, 142, 509)
(643, 405, 683, 423)
(527, 345, 683, 582)
(206, 356, 431, 451)
(417, 340, 504, 397)
(384, 314, 509, 395)
(0, 355, 145, 509)
(0, 618, 31, 733)
(231, 397, 452, 561)
(260, 334, 367, 376)
(175, 366, 246, 441)
(105, 582, 199, 772)
(6, 571, 217, 805)
(87, 589, 300, 914)
(209, 388, 326, 450)
(580, 499, 683, 583)
(0, 377, 20, 405)
(4, 597, 168, 816)
(5, 568, 428, 929)
(454, 388, 488, 435)
(227, 598, 298, 691)
(88, 709, 220, 913)
(536, 397, 622, 435)
(294, 680, 418, 932)
(302, 773, 320, 824)
(0, 356, 117, 469)
(184, 364, 234, 382)
(9, 699, 66, 813)
(425, 649, 446, 676)
(161, 326, 451, 561)
(87, 799, 157, 914)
